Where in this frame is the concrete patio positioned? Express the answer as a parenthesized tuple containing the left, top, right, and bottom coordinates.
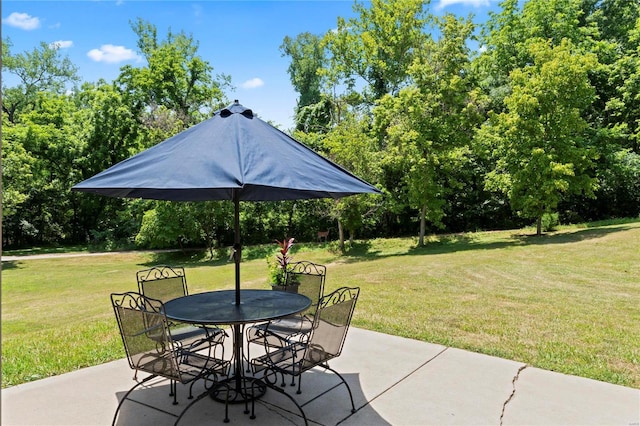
(2, 328, 639, 425)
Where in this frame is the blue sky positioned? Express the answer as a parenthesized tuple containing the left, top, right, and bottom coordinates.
(2, 0, 501, 130)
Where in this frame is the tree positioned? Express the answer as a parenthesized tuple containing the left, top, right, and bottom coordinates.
(280, 32, 327, 129)
(477, 0, 596, 113)
(136, 201, 232, 258)
(70, 81, 147, 242)
(323, 0, 429, 102)
(294, 94, 335, 134)
(602, 15, 640, 153)
(478, 39, 598, 235)
(319, 116, 381, 250)
(136, 202, 199, 251)
(1, 38, 79, 124)
(476, 0, 638, 224)
(3, 92, 84, 245)
(589, 0, 640, 51)
(375, 14, 484, 246)
(1, 114, 36, 246)
(116, 19, 230, 127)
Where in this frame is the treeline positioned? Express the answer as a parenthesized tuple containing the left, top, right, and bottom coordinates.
(2, 0, 639, 252)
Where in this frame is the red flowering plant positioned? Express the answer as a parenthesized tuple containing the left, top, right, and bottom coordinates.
(267, 237, 294, 286)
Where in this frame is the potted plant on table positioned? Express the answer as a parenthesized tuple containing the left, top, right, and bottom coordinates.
(268, 237, 297, 292)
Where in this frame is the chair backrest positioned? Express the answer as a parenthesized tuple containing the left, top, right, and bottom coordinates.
(303, 286, 359, 367)
(111, 292, 182, 380)
(136, 265, 188, 303)
(286, 261, 326, 317)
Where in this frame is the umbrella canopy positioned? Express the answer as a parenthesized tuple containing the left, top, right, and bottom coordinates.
(72, 101, 378, 201)
(72, 101, 380, 304)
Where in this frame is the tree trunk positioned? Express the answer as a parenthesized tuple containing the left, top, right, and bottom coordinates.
(419, 205, 427, 246)
(287, 202, 295, 234)
(349, 229, 354, 245)
(3, 104, 17, 124)
(536, 216, 542, 236)
(338, 219, 345, 252)
(208, 238, 215, 260)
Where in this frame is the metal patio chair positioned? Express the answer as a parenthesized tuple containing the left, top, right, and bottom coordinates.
(136, 265, 190, 302)
(245, 261, 326, 377)
(137, 265, 227, 351)
(110, 292, 230, 425)
(250, 286, 360, 425)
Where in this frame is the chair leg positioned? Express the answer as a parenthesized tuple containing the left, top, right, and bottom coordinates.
(242, 375, 251, 415)
(292, 354, 302, 393)
(326, 365, 357, 413)
(169, 378, 175, 397)
(245, 344, 251, 372)
(247, 379, 257, 420)
(188, 381, 196, 400)
(174, 384, 230, 425)
(296, 374, 302, 394)
(172, 380, 178, 405)
(260, 379, 309, 426)
(244, 325, 253, 373)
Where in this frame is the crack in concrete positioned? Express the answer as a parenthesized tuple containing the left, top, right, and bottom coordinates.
(500, 364, 528, 426)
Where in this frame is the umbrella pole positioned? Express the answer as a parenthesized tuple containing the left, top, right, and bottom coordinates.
(232, 191, 244, 397)
(234, 191, 241, 306)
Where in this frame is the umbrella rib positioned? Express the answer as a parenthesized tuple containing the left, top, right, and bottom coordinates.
(233, 114, 246, 189)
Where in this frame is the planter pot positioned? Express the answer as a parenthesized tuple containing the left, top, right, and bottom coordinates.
(271, 284, 299, 293)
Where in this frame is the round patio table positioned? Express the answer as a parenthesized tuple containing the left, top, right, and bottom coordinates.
(163, 289, 311, 405)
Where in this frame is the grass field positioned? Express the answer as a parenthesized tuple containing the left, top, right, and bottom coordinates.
(2, 219, 639, 388)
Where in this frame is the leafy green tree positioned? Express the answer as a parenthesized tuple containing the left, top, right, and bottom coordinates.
(1, 115, 36, 246)
(375, 14, 484, 246)
(314, 0, 434, 241)
(478, 39, 598, 235)
(117, 19, 230, 127)
(70, 81, 148, 242)
(280, 32, 327, 127)
(320, 116, 381, 249)
(294, 94, 335, 134)
(136, 201, 232, 257)
(1, 38, 79, 124)
(191, 201, 234, 259)
(598, 151, 640, 217)
(603, 16, 640, 153)
(588, 0, 640, 51)
(136, 202, 198, 250)
(76, 81, 145, 175)
(477, 0, 596, 112)
(2, 92, 84, 244)
(323, 0, 429, 101)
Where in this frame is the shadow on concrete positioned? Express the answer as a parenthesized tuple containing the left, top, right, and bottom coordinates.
(113, 370, 389, 426)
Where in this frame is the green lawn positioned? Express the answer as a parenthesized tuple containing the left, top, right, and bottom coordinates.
(2, 220, 639, 388)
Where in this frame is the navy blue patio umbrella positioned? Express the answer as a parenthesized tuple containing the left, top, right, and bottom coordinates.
(72, 101, 380, 304)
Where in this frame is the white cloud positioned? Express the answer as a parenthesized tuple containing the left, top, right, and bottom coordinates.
(436, 0, 491, 10)
(87, 44, 139, 63)
(2, 12, 40, 30)
(240, 78, 264, 89)
(478, 45, 487, 53)
(50, 40, 73, 49)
